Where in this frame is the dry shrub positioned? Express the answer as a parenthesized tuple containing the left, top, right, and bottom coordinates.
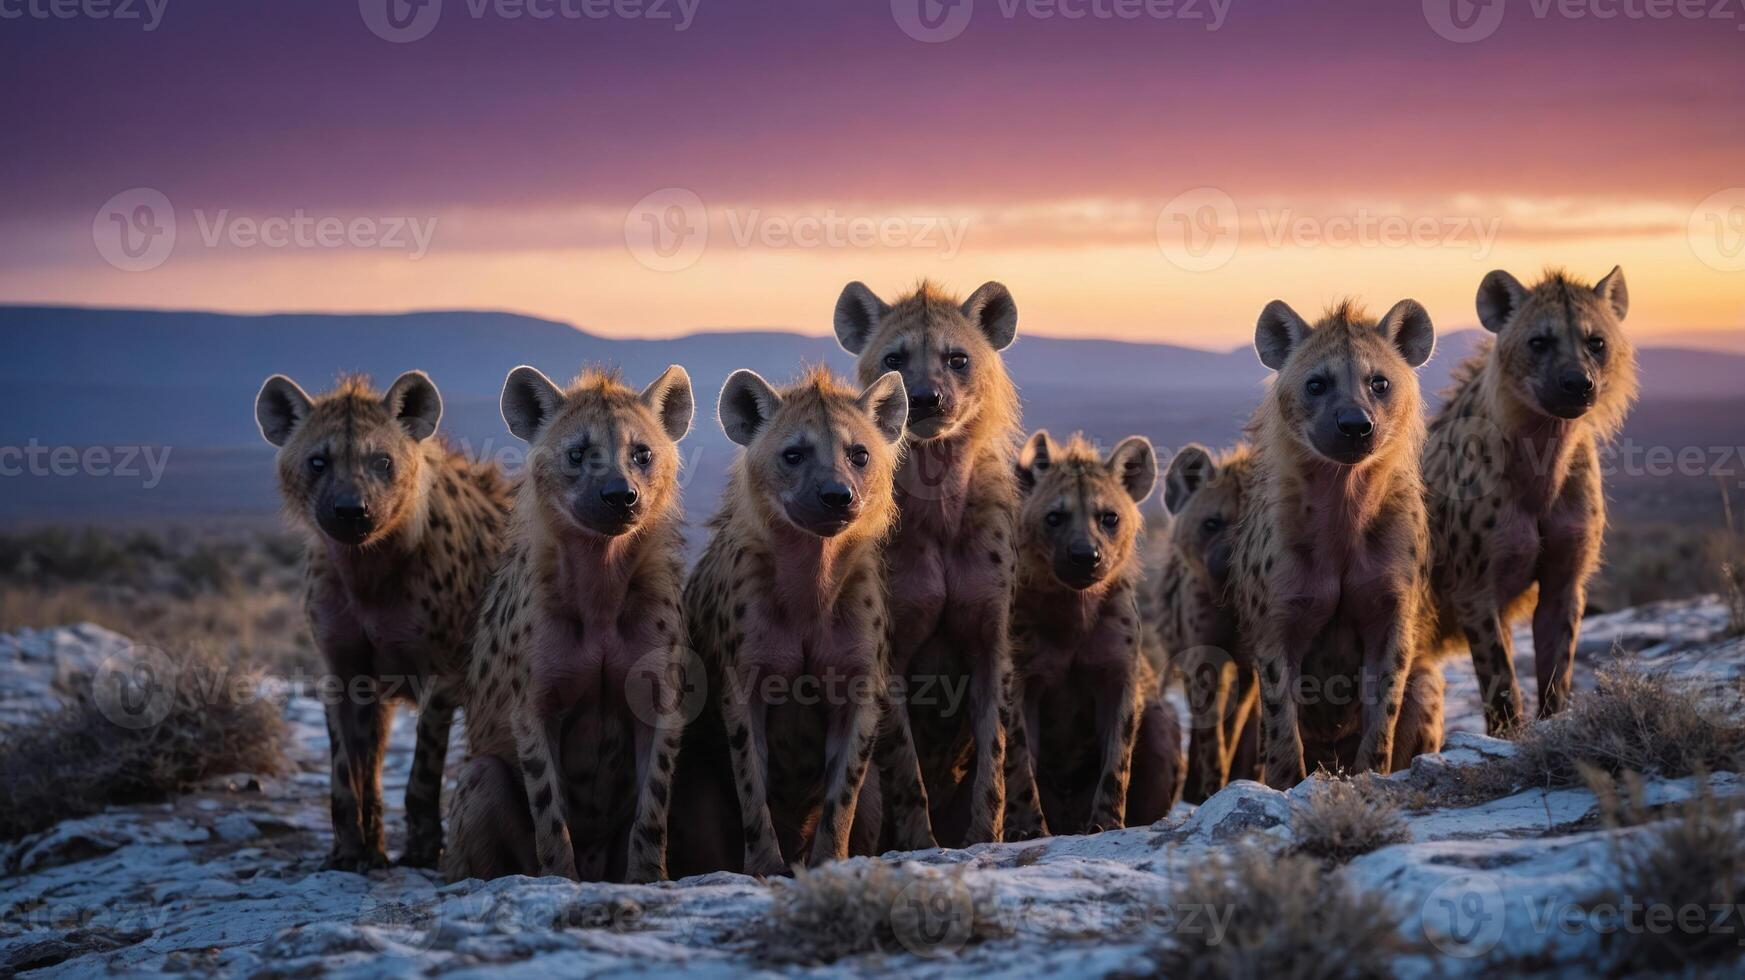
(0, 642, 287, 841)
(1510, 665, 1745, 788)
(1582, 779, 1745, 971)
(1288, 777, 1410, 862)
(1143, 844, 1415, 979)
(752, 860, 1006, 964)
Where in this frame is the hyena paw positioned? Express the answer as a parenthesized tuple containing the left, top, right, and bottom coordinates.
(395, 837, 444, 869)
(744, 849, 792, 879)
(323, 846, 390, 874)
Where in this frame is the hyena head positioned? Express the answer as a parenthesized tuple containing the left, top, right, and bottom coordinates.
(1476, 266, 1636, 426)
(833, 279, 1019, 444)
(500, 365, 694, 538)
(1254, 298, 1435, 467)
(1015, 431, 1157, 591)
(1162, 444, 1252, 590)
(255, 372, 443, 548)
(718, 366, 907, 540)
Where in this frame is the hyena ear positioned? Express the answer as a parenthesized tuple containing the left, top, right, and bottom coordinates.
(1594, 265, 1628, 321)
(255, 375, 313, 447)
(1163, 443, 1216, 515)
(1379, 299, 1436, 368)
(857, 371, 909, 446)
(1476, 270, 1527, 334)
(1254, 301, 1310, 371)
(1107, 436, 1158, 505)
(834, 281, 891, 355)
(500, 366, 565, 443)
(640, 365, 695, 443)
(1015, 429, 1055, 492)
(961, 281, 1018, 351)
(718, 369, 783, 447)
(383, 370, 443, 442)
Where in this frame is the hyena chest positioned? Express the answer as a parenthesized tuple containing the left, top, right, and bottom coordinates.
(558, 700, 636, 836)
(1034, 682, 1102, 800)
(351, 601, 444, 690)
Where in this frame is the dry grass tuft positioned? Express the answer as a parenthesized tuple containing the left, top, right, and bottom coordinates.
(1288, 777, 1411, 862)
(1145, 844, 1416, 979)
(0, 641, 287, 841)
(1510, 665, 1745, 788)
(1583, 779, 1745, 971)
(752, 860, 1006, 964)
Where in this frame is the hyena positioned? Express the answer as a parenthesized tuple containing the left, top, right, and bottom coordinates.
(254, 372, 510, 870)
(1157, 443, 1260, 803)
(680, 367, 908, 876)
(1231, 299, 1447, 789)
(835, 279, 1021, 848)
(1422, 267, 1637, 734)
(1002, 432, 1183, 839)
(443, 365, 694, 883)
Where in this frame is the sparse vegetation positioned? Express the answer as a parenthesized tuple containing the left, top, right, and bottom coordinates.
(751, 860, 1006, 964)
(0, 640, 287, 841)
(1510, 665, 1745, 788)
(0, 526, 315, 674)
(1583, 780, 1745, 972)
(1142, 844, 1417, 979)
(1288, 777, 1410, 862)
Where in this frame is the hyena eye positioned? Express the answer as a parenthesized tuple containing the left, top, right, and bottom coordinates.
(1586, 336, 1607, 353)
(1044, 511, 1067, 527)
(371, 455, 393, 476)
(1369, 376, 1390, 396)
(308, 455, 328, 474)
(782, 448, 806, 466)
(1099, 512, 1120, 530)
(567, 447, 586, 467)
(947, 352, 970, 371)
(1305, 378, 1328, 397)
(1528, 336, 1551, 354)
(848, 447, 870, 468)
(883, 352, 905, 370)
(1201, 517, 1224, 534)
(632, 445, 654, 467)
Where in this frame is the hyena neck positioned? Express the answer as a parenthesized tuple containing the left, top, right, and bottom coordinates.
(540, 518, 667, 622)
(1283, 449, 1409, 546)
(1022, 570, 1128, 638)
(895, 435, 979, 531)
(762, 521, 869, 618)
(1483, 368, 1587, 509)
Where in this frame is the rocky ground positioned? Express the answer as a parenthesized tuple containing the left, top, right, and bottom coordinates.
(2, 598, 1743, 977)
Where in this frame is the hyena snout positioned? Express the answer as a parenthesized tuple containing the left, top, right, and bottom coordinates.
(789, 473, 861, 536)
(1055, 534, 1106, 590)
(1539, 365, 1597, 418)
(600, 477, 639, 513)
(569, 469, 646, 536)
(1313, 403, 1379, 464)
(318, 486, 375, 544)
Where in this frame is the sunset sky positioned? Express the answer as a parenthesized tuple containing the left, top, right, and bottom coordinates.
(2, 0, 1741, 349)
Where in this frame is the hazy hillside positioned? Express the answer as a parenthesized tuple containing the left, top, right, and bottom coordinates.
(1, 305, 1740, 526)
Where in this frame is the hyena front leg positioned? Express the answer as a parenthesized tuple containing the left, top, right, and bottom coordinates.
(625, 644, 686, 883)
(1182, 647, 1235, 803)
(875, 690, 938, 851)
(720, 666, 788, 876)
(1001, 678, 1048, 841)
(963, 627, 1010, 845)
(809, 689, 879, 867)
(1354, 599, 1415, 775)
(1087, 659, 1140, 833)
(1255, 623, 1307, 790)
(323, 676, 393, 872)
(401, 681, 457, 868)
(1461, 606, 1524, 736)
(512, 710, 579, 881)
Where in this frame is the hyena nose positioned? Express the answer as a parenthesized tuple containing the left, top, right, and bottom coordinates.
(818, 482, 855, 514)
(600, 479, 639, 512)
(1559, 370, 1596, 395)
(909, 388, 941, 412)
(1068, 540, 1102, 569)
(333, 498, 370, 523)
(1335, 409, 1375, 439)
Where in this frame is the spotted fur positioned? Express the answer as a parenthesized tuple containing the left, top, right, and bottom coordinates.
(255, 371, 510, 871)
(444, 365, 694, 883)
(1421, 267, 1637, 733)
(835, 279, 1022, 847)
